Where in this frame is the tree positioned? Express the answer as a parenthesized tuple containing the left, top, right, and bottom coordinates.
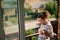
(45, 1, 58, 18)
(4, 0, 17, 7)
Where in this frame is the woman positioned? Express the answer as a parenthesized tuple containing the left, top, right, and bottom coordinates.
(37, 11, 56, 40)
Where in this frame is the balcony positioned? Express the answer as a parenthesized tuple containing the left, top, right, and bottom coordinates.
(5, 19, 57, 40)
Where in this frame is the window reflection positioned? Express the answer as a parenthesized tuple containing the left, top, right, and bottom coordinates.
(3, 0, 18, 40)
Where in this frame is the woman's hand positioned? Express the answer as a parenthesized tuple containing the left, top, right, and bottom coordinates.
(38, 28, 45, 35)
(51, 33, 57, 38)
(43, 29, 50, 37)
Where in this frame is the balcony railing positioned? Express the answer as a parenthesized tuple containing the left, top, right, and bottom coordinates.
(5, 19, 57, 40)
(26, 33, 38, 40)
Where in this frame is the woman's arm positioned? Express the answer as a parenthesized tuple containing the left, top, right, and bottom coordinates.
(47, 25, 57, 38)
(43, 29, 50, 37)
(38, 28, 45, 35)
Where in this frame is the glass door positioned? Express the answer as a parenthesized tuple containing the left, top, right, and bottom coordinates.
(2, 0, 19, 40)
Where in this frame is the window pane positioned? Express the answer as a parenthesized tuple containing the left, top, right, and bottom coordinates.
(3, 0, 19, 40)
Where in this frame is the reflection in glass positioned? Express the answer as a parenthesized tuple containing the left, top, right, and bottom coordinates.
(3, 0, 19, 40)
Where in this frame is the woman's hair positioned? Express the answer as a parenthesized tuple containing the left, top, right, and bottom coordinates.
(37, 11, 48, 19)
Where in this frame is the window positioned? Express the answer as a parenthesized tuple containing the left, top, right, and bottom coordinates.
(3, 0, 19, 40)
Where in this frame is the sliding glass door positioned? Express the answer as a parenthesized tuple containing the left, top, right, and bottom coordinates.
(1, 0, 26, 40)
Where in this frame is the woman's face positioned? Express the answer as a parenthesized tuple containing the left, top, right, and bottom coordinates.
(37, 18, 45, 24)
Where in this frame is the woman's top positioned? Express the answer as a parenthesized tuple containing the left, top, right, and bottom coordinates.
(37, 20, 53, 39)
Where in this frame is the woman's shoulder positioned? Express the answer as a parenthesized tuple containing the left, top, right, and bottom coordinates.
(46, 20, 52, 27)
(47, 20, 51, 25)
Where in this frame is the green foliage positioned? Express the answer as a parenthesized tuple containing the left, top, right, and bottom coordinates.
(4, 0, 17, 7)
(26, 36, 37, 40)
(25, 8, 32, 15)
(32, 36, 37, 40)
(49, 15, 55, 18)
(53, 0, 57, 1)
(25, 29, 35, 35)
(45, 1, 58, 18)
(32, 12, 38, 18)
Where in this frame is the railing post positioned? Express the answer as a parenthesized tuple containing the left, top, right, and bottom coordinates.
(0, 0, 5, 40)
(17, 0, 26, 40)
(26, 37, 31, 40)
(29, 37, 32, 40)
